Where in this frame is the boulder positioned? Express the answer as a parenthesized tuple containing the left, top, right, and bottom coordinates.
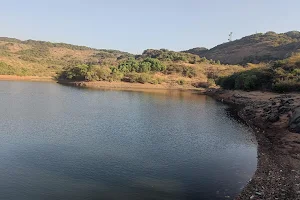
(289, 107, 300, 133)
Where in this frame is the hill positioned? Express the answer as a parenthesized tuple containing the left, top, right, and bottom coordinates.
(0, 37, 132, 76)
(184, 31, 300, 65)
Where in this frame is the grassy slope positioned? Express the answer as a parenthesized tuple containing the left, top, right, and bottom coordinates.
(0, 37, 131, 77)
(184, 31, 300, 65)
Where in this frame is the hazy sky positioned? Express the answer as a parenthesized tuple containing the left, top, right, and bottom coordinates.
(0, 0, 299, 53)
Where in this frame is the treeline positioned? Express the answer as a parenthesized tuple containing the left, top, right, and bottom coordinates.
(217, 56, 300, 92)
(140, 49, 220, 64)
(58, 57, 167, 84)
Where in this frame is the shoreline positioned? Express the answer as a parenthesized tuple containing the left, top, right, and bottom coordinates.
(0, 75, 54, 82)
(57, 80, 203, 92)
(205, 89, 300, 200)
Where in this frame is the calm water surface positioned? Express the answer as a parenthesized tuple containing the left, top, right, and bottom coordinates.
(0, 81, 257, 200)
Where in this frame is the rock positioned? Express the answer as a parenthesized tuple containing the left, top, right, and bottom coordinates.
(255, 192, 263, 196)
(287, 99, 294, 104)
(279, 106, 291, 114)
(233, 93, 242, 98)
(289, 107, 300, 133)
(268, 113, 280, 123)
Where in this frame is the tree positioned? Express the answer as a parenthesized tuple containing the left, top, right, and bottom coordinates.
(117, 58, 139, 73)
(62, 64, 90, 80)
(138, 61, 151, 72)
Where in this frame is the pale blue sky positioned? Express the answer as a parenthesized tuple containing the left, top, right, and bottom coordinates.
(0, 0, 299, 53)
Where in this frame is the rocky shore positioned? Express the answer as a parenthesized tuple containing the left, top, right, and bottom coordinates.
(205, 89, 300, 200)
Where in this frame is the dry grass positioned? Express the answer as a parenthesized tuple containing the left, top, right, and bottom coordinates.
(49, 47, 95, 59)
(287, 53, 300, 64)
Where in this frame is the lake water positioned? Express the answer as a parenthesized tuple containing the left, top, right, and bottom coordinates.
(0, 81, 257, 200)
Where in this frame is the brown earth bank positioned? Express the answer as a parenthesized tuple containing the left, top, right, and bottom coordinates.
(0, 75, 53, 82)
(205, 89, 300, 200)
(57, 80, 202, 91)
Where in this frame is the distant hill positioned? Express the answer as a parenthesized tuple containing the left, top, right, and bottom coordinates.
(183, 31, 300, 65)
(0, 37, 132, 76)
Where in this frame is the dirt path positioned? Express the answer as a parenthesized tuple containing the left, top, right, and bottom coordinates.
(205, 89, 300, 200)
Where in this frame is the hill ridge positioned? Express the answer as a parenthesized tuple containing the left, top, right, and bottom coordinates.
(183, 31, 300, 64)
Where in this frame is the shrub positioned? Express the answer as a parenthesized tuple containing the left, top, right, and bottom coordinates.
(217, 74, 238, 89)
(234, 74, 258, 90)
(117, 57, 166, 73)
(273, 60, 288, 68)
(110, 70, 124, 81)
(85, 70, 98, 81)
(217, 68, 273, 90)
(273, 80, 300, 93)
(124, 72, 139, 83)
(142, 57, 166, 72)
(118, 58, 139, 73)
(150, 79, 159, 85)
(207, 79, 216, 87)
(177, 79, 185, 85)
(124, 72, 151, 83)
(93, 67, 112, 81)
(137, 73, 151, 84)
(150, 77, 164, 84)
(0, 62, 17, 75)
(59, 64, 90, 80)
(166, 64, 184, 74)
(182, 67, 196, 78)
(292, 68, 300, 76)
(138, 61, 151, 73)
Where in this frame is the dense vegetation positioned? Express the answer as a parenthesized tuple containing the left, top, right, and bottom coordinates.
(217, 54, 300, 92)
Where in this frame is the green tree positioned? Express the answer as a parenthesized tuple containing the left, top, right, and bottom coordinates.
(138, 61, 151, 72)
(62, 64, 90, 80)
(117, 58, 139, 73)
